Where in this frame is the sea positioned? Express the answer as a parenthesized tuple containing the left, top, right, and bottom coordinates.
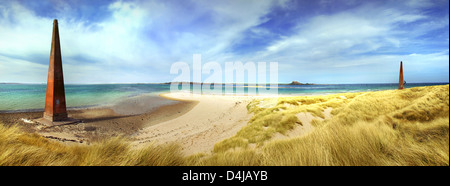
(0, 83, 447, 112)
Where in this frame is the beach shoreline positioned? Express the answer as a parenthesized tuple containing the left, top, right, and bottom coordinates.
(0, 94, 198, 143)
(132, 92, 260, 155)
(0, 90, 263, 154)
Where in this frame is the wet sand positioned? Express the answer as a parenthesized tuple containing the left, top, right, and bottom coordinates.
(0, 95, 198, 143)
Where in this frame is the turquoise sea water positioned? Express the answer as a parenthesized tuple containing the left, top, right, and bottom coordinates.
(0, 83, 447, 112)
(0, 84, 171, 112)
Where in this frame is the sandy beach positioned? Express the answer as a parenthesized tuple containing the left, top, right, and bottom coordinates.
(131, 92, 336, 155)
(0, 94, 198, 143)
(0, 92, 259, 154)
(132, 93, 257, 155)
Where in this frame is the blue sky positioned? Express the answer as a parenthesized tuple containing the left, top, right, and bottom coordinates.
(0, 0, 448, 84)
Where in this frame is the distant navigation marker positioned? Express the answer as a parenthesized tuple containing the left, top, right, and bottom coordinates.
(399, 61, 405, 90)
(43, 19, 68, 122)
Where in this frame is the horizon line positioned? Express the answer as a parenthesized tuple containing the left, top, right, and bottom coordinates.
(1, 82, 449, 85)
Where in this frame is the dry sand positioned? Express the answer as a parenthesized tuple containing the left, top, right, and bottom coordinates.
(272, 107, 333, 141)
(132, 93, 257, 155)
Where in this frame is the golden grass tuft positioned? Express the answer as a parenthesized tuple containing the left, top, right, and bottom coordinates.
(190, 149, 263, 166)
(213, 91, 360, 152)
(0, 125, 185, 166)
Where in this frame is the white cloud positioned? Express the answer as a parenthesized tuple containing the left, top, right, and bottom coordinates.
(0, 2, 50, 58)
(0, 0, 288, 83)
(0, 55, 47, 83)
(259, 7, 425, 61)
(254, 3, 435, 60)
(230, 1, 449, 83)
(0, 1, 176, 83)
(0, 0, 447, 84)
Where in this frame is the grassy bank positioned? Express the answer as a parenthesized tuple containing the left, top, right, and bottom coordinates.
(192, 84, 449, 166)
(0, 85, 448, 166)
(0, 125, 184, 166)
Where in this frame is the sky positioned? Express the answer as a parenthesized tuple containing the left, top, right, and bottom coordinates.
(0, 0, 448, 84)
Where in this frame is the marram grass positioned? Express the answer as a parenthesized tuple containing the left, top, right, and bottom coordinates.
(0, 125, 184, 166)
(0, 85, 448, 166)
(201, 84, 449, 166)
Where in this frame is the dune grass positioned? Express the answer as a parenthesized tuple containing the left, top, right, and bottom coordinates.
(0, 124, 184, 166)
(0, 85, 448, 166)
(195, 84, 449, 166)
(213, 91, 361, 152)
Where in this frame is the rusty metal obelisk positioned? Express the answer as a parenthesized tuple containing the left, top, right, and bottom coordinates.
(43, 19, 68, 121)
(399, 61, 404, 90)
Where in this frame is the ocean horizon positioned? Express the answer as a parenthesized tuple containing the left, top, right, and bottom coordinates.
(0, 82, 448, 112)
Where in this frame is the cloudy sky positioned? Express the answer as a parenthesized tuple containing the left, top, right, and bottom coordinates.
(0, 0, 448, 84)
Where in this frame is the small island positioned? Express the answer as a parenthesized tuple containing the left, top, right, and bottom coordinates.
(281, 81, 315, 85)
